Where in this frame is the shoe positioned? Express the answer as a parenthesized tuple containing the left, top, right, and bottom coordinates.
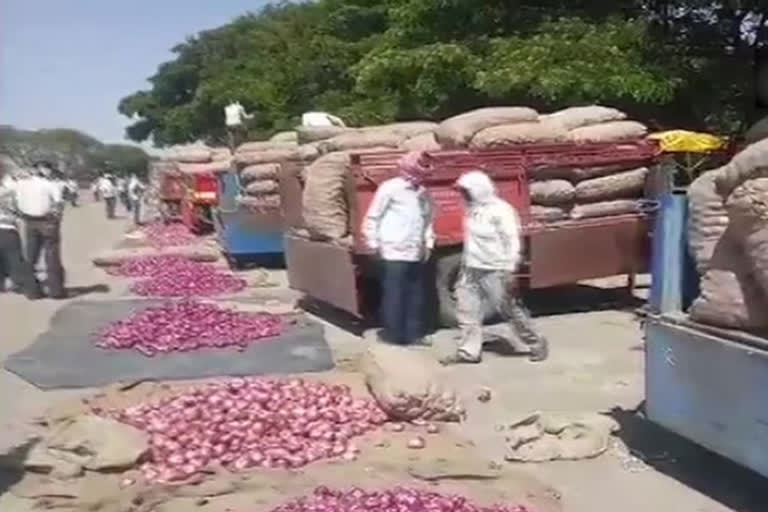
(440, 353, 481, 366)
(529, 339, 549, 362)
(411, 336, 433, 347)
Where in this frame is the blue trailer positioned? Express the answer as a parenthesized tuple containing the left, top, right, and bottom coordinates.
(213, 170, 285, 269)
(644, 191, 768, 479)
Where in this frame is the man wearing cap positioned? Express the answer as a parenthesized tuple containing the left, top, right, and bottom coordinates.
(362, 151, 435, 345)
(14, 161, 66, 299)
(441, 170, 549, 364)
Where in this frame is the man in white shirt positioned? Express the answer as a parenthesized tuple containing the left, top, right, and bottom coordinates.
(14, 161, 66, 299)
(128, 174, 145, 225)
(362, 151, 435, 345)
(224, 101, 254, 151)
(98, 174, 117, 219)
(441, 170, 548, 365)
(66, 178, 79, 206)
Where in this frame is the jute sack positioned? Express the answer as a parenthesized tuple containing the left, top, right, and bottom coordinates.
(171, 148, 212, 164)
(237, 194, 281, 211)
(245, 180, 279, 196)
(715, 137, 768, 196)
(540, 105, 627, 131)
(529, 180, 575, 206)
(367, 121, 437, 138)
(469, 121, 567, 148)
(177, 160, 232, 175)
(236, 141, 298, 153)
(270, 130, 298, 143)
(726, 178, 768, 297)
(400, 132, 441, 151)
(566, 121, 648, 143)
(687, 168, 730, 274)
(234, 145, 319, 166)
(362, 343, 465, 422)
(530, 162, 646, 182)
(296, 125, 350, 144)
(302, 151, 352, 240)
(435, 107, 538, 148)
(318, 130, 402, 153)
(574, 167, 648, 202)
(689, 228, 768, 330)
(570, 199, 639, 220)
(241, 163, 280, 184)
(531, 205, 570, 223)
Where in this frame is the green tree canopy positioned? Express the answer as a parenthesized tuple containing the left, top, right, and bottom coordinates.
(119, 0, 768, 146)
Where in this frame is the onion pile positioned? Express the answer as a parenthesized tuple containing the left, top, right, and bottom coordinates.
(270, 487, 530, 512)
(143, 222, 197, 248)
(106, 255, 198, 278)
(96, 300, 283, 356)
(106, 378, 388, 483)
(131, 263, 246, 297)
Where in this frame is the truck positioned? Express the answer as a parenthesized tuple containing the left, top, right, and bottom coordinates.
(278, 139, 660, 327)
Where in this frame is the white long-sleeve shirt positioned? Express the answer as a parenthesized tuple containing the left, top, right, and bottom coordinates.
(14, 175, 63, 217)
(362, 177, 435, 262)
(457, 171, 521, 272)
(98, 178, 116, 198)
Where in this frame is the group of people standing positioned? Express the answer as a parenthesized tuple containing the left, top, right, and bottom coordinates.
(0, 161, 68, 300)
(362, 151, 549, 364)
(91, 173, 145, 224)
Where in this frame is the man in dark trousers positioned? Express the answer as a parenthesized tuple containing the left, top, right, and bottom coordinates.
(0, 168, 42, 299)
(14, 161, 66, 299)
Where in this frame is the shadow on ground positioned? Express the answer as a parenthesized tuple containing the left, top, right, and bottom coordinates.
(67, 284, 110, 298)
(525, 284, 644, 317)
(0, 439, 35, 497)
(609, 406, 768, 512)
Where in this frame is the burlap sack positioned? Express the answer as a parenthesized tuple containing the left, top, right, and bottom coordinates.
(726, 178, 768, 297)
(237, 193, 281, 211)
(570, 199, 639, 220)
(540, 105, 627, 131)
(529, 180, 575, 206)
(245, 180, 279, 196)
(574, 167, 648, 202)
(470, 121, 567, 148)
(531, 163, 647, 182)
(171, 148, 212, 164)
(368, 121, 437, 138)
(715, 137, 768, 196)
(176, 159, 232, 175)
(362, 343, 465, 422)
(270, 130, 298, 143)
(435, 107, 538, 148)
(400, 132, 441, 151)
(241, 163, 280, 184)
(297, 125, 350, 144)
(211, 147, 233, 161)
(234, 144, 318, 167)
(236, 141, 298, 153)
(566, 121, 648, 143)
(318, 130, 402, 153)
(531, 205, 570, 222)
(302, 151, 352, 240)
(689, 228, 768, 329)
(687, 168, 730, 274)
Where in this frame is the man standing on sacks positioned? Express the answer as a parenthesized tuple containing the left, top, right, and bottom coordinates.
(442, 170, 549, 364)
(363, 151, 435, 346)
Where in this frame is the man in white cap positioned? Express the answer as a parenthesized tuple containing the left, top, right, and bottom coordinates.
(441, 170, 548, 364)
(13, 160, 66, 299)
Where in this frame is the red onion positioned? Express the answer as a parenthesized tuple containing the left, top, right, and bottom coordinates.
(270, 487, 530, 512)
(106, 255, 200, 278)
(142, 222, 197, 248)
(96, 300, 281, 356)
(103, 378, 388, 483)
(130, 263, 246, 297)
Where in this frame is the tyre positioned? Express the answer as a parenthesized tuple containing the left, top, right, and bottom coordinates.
(435, 251, 494, 327)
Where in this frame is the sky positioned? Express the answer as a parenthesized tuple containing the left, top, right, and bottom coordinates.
(1, 0, 270, 145)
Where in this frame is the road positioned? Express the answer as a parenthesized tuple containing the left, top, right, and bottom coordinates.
(0, 199, 766, 511)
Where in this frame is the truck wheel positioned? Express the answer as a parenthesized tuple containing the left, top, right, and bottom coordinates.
(435, 252, 494, 327)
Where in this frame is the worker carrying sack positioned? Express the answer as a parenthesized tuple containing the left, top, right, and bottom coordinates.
(362, 343, 465, 422)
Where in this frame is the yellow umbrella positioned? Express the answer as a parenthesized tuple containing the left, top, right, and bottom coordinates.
(648, 130, 728, 153)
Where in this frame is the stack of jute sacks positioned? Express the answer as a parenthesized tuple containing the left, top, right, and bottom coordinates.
(687, 137, 768, 331)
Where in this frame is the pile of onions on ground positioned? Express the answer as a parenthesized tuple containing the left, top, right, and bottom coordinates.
(103, 378, 388, 483)
(269, 487, 530, 512)
(106, 255, 199, 278)
(142, 222, 197, 248)
(131, 261, 246, 297)
(96, 300, 283, 356)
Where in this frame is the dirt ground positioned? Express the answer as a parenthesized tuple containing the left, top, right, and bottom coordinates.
(1, 200, 767, 512)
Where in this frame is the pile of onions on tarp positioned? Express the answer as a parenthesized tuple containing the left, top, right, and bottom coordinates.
(96, 300, 283, 356)
(103, 378, 388, 483)
(106, 255, 199, 278)
(142, 222, 197, 248)
(131, 262, 246, 297)
(270, 487, 531, 512)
